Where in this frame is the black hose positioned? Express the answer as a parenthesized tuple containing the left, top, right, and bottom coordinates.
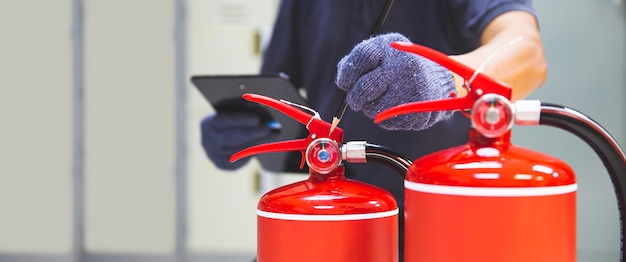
(370, 0, 395, 36)
(333, 0, 395, 126)
(539, 103, 626, 261)
(364, 143, 412, 178)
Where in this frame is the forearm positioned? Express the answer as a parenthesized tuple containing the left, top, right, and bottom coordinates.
(452, 11, 547, 101)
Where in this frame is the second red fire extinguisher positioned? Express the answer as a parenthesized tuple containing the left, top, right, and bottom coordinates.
(354, 0, 620, 259)
(375, 42, 626, 261)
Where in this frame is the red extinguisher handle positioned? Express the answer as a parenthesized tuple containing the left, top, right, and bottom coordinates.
(231, 139, 311, 168)
(374, 42, 512, 123)
(242, 93, 315, 127)
(229, 93, 344, 169)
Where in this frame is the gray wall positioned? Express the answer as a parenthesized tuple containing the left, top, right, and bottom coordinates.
(82, 0, 176, 254)
(0, 0, 73, 255)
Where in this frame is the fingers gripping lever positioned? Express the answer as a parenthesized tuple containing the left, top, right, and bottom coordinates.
(375, 42, 513, 123)
(230, 93, 344, 170)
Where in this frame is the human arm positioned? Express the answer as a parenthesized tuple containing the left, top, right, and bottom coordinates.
(451, 10, 547, 101)
(334, 8, 547, 131)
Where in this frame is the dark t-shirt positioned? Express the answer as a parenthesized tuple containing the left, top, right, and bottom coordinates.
(260, 0, 536, 257)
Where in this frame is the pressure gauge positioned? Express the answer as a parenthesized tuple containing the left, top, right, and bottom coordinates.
(471, 94, 514, 138)
(305, 138, 341, 174)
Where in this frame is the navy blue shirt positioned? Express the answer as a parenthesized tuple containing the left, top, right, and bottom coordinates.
(260, 0, 536, 258)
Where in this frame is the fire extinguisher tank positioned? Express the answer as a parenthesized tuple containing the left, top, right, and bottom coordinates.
(372, 42, 582, 262)
(405, 129, 576, 262)
(230, 94, 399, 262)
(257, 166, 398, 262)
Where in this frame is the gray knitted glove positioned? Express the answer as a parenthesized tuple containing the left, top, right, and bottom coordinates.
(336, 33, 456, 131)
(201, 113, 278, 170)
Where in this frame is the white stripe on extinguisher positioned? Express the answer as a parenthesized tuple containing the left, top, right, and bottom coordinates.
(405, 181, 577, 197)
(257, 209, 399, 221)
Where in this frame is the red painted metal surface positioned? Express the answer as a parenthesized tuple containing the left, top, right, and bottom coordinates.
(409, 130, 576, 187)
(258, 215, 397, 262)
(404, 129, 576, 261)
(257, 166, 398, 262)
(258, 166, 397, 215)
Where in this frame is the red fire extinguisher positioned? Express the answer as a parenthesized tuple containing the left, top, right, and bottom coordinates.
(230, 93, 400, 262)
(375, 42, 626, 261)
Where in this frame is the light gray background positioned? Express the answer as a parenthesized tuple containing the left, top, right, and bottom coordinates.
(0, 0, 623, 261)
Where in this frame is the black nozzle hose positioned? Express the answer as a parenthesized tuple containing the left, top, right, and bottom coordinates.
(364, 143, 412, 178)
(332, 0, 395, 129)
(539, 103, 626, 261)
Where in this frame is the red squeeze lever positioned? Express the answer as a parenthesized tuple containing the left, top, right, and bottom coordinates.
(230, 93, 344, 169)
(375, 41, 512, 123)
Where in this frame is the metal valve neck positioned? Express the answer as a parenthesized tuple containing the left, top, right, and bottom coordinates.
(468, 128, 511, 147)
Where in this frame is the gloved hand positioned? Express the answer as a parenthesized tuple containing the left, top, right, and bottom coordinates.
(201, 113, 279, 170)
(336, 32, 456, 131)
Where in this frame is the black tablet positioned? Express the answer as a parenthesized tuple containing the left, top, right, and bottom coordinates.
(191, 73, 308, 173)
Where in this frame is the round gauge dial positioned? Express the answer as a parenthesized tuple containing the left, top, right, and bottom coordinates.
(471, 94, 514, 138)
(305, 138, 341, 174)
